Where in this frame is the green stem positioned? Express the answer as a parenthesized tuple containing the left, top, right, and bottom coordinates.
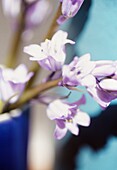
(2, 78, 62, 113)
(6, 9, 26, 68)
(27, 4, 62, 88)
(46, 3, 62, 39)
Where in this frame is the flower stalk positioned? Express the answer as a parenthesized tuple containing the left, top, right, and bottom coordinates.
(6, 7, 26, 68)
(27, 3, 62, 88)
(2, 78, 62, 113)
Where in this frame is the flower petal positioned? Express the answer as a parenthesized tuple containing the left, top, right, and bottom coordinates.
(24, 44, 45, 60)
(47, 99, 69, 120)
(66, 122, 79, 135)
(92, 65, 115, 77)
(99, 79, 117, 91)
(87, 86, 110, 108)
(75, 110, 90, 126)
(54, 125, 67, 140)
(81, 74, 96, 87)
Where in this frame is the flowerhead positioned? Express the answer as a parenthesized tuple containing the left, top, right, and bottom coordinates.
(0, 64, 33, 103)
(25, 0, 50, 30)
(87, 60, 117, 108)
(2, 0, 21, 19)
(61, 53, 96, 87)
(57, 0, 84, 24)
(47, 95, 90, 139)
(24, 30, 75, 71)
(60, 55, 117, 109)
(2, 0, 50, 31)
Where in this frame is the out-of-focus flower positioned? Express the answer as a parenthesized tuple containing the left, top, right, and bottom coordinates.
(57, 0, 84, 24)
(0, 64, 33, 103)
(25, 0, 50, 29)
(24, 30, 75, 71)
(61, 53, 96, 87)
(2, 0, 50, 30)
(47, 95, 90, 139)
(2, 0, 21, 19)
(0, 68, 14, 103)
(25, 0, 37, 4)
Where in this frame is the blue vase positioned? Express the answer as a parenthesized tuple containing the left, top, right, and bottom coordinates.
(0, 108, 29, 170)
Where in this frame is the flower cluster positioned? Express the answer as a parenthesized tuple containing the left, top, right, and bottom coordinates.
(24, 30, 117, 139)
(24, 30, 75, 71)
(0, 64, 33, 103)
(1, 0, 117, 141)
(61, 54, 117, 108)
(47, 95, 90, 139)
(2, 0, 50, 30)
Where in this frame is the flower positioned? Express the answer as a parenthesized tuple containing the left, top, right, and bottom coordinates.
(47, 95, 90, 139)
(25, 0, 50, 30)
(87, 78, 117, 109)
(24, 30, 75, 71)
(2, 0, 50, 30)
(0, 68, 14, 103)
(61, 53, 96, 87)
(0, 64, 33, 103)
(57, 0, 84, 24)
(2, 0, 21, 19)
(92, 60, 116, 78)
(87, 60, 117, 108)
(60, 55, 117, 108)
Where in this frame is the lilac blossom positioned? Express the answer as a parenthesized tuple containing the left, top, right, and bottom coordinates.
(61, 53, 96, 87)
(25, 0, 50, 30)
(87, 60, 117, 108)
(25, 0, 37, 3)
(2, 0, 21, 19)
(57, 0, 84, 24)
(24, 30, 75, 71)
(61, 54, 117, 108)
(0, 68, 15, 103)
(87, 79, 117, 109)
(47, 95, 90, 140)
(92, 60, 116, 78)
(0, 64, 33, 103)
(2, 0, 50, 30)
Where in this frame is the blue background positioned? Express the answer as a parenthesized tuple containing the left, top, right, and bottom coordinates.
(58, 1, 117, 170)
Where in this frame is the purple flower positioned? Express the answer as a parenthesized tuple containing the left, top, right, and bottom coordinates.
(2, 0, 50, 30)
(47, 95, 90, 140)
(57, 0, 84, 24)
(92, 60, 116, 78)
(0, 64, 33, 103)
(87, 78, 117, 109)
(2, 0, 21, 19)
(61, 55, 117, 108)
(25, 0, 50, 30)
(61, 53, 96, 87)
(0, 68, 15, 103)
(24, 30, 75, 71)
(87, 60, 117, 108)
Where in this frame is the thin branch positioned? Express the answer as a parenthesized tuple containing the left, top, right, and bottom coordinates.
(3, 78, 62, 113)
(27, 3, 62, 88)
(46, 3, 61, 39)
(6, 9, 26, 68)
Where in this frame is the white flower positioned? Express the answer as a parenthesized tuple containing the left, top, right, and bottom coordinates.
(47, 96, 90, 139)
(0, 64, 33, 103)
(24, 30, 75, 71)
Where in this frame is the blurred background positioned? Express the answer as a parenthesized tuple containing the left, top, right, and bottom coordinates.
(0, 0, 58, 170)
(1, 0, 117, 170)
